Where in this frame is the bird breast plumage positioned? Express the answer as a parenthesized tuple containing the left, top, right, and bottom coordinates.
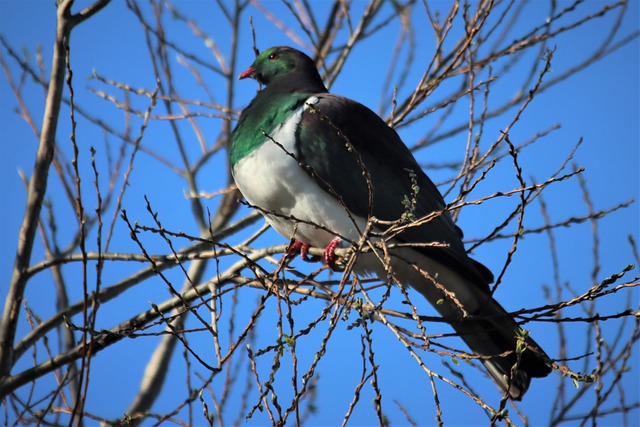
(232, 96, 367, 249)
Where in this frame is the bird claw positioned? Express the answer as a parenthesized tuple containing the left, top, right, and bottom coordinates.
(286, 238, 344, 271)
(323, 238, 343, 271)
(286, 240, 311, 261)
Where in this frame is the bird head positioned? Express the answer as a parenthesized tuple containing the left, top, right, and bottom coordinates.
(238, 46, 326, 91)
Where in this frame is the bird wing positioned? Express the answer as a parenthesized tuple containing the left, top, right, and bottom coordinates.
(295, 93, 493, 289)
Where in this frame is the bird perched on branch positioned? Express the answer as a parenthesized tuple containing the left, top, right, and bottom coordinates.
(229, 46, 551, 400)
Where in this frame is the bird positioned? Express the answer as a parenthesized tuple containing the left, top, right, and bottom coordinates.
(229, 46, 552, 400)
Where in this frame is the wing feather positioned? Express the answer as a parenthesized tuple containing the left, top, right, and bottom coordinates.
(296, 94, 493, 289)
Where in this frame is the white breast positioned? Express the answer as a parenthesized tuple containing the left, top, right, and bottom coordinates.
(232, 96, 366, 248)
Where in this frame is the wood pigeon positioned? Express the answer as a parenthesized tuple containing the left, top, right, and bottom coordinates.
(229, 46, 552, 400)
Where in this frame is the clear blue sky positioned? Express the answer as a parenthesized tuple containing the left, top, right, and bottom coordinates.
(1, 1, 638, 425)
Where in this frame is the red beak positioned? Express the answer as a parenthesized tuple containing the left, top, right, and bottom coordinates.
(238, 66, 256, 80)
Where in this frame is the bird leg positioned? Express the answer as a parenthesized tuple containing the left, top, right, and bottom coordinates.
(323, 238, 342, 271)
(286, 240, 310, 261)
(287, 238, 343, 270)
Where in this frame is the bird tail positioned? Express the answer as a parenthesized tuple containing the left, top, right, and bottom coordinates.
(356, 249, 552, 399)
(381, 250, 551, 399)
(446, 297, 552, 400)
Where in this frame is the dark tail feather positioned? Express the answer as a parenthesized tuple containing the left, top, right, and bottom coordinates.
(366, 249, 552, 399)
(451, 299, 552, 400)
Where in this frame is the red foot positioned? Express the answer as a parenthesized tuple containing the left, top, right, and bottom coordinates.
(286, 240, 310, 261)
(323, 238, 342, 271)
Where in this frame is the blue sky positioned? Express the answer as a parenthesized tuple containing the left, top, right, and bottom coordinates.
(1, 1, 638, 426)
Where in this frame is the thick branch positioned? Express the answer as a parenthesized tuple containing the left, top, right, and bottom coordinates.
(0, 0, 75, 379)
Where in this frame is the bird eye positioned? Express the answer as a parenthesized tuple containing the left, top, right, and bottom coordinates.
(268, 53, 279, 61)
